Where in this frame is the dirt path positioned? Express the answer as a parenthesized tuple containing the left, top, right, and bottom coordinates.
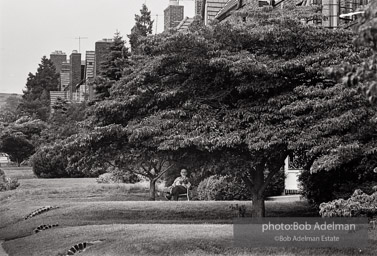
(0, 241, 8, 256)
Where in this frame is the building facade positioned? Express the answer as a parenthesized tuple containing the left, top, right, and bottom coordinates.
(60, 62, 71, 91)
(69, 51, 82, 99)
(195, 0, 204, 16)
(95, 39, 112, 77)
(164, 0, 185, 31)
(84, 51, 96, 101)
(213, 0, 370, 28)
(50, 50, 67, 74)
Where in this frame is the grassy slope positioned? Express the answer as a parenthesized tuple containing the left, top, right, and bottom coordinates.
(3, 224, 376, 256)
(1, 168, 376, 256)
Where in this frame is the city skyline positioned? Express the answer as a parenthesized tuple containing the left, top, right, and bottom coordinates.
(0, 0, 195, 94)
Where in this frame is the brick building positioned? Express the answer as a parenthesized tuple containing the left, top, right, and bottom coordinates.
(164, 0, 185, 31)
(95, 39, 113, 77)
(50, 50, 67, 74)
(60, 62, 71, 91)
(69, 50, 82, 99)
(84, 51, 96, 101)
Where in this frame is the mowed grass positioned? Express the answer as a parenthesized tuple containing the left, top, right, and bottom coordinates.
(3, 224, 376, 256)
(1, 167, 376, 256)
(1, 167, 37, 180)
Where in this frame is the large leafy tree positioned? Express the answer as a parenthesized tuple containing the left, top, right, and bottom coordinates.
(18, 56, 60, 121)
(0, 95, 21, 123)
(128, 4, 154, 53)
(57, 5, 358, 216)
(295, 2, 377, 205)
(0, 117, 47, 166)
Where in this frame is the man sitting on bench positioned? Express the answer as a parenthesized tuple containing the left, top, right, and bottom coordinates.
(165, 169, 191, 201)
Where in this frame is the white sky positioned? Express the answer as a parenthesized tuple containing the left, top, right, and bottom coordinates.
(0, 0, 195, 94)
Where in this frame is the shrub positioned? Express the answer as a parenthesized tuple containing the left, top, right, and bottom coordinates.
(108, 167, 140, 184)
(31, 144, 70, 178)
(319, 188, 377, 218)
(0, 168, 20, 192)
(31, 144, 103, 178)
(197, 175, 238, 200)
(97, 173, 121, 184)
(197, 172, 285, 201)
(96, 167, 140, 184)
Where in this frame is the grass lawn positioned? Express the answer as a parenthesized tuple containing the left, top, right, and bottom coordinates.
(0, 167, 376, 256)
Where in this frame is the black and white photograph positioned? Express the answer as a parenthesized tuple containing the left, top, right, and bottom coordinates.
(0, 0, 376, 255)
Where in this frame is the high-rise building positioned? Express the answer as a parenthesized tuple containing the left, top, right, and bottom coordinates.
(60, 62, 71, 91)
(85, 51, 95, 101)
(95, 39, 113, 77)
(69, 50, 82, 99)
(195, 0, 204, 17)
(164, 0, 184, 31)
(85, 51, 95, 80)
(50, 50, 67, 74)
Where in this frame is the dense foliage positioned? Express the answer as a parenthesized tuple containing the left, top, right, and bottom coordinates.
(96, 168, 140, 184)
(128, 4, 154, 53)
(53, 4, 363, 216)
(319, 188, 377, 219)
(18, 56, 59, 121)
(0, 169, 20, 192)
(0, 117, 47, 166)
(197, 171, 284, 201)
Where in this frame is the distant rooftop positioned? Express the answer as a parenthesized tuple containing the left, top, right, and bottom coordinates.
(97, 38, 113, 43)
(51, 50, 66, 55)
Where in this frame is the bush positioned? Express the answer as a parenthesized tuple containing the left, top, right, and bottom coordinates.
(299, 168, 377, 206)
(108, 167, 140, 184)
(0, 168, 20, 192)
(197, 175, 249, 201)
(31, 144, 102, 178)
(319, 188, 377, 218)
(96, 173, 121, 184)
(31, 144, 70, 178)
(197, 171, 285, 201)
(96, 168, 141, 184)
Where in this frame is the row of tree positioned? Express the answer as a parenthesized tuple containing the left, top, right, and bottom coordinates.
(0, 4, 154, 168)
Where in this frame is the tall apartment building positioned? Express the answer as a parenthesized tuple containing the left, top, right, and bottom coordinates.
(321, 0, 369, 28)
(85, 51, 95, 101)
(60, 62, 71, 91)
(69, 50, 82, 99)
(50, 50, 67, 74)
(95, 39, 113, 77)
(195, 0, 204, 17)
(164, 0, 185, 31)
(85, 51, 95, 80)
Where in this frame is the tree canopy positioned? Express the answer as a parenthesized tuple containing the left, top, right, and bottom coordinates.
(18, 56, 60, 121)
(53, 5, 367, 216)
(128, 4, 154, 53)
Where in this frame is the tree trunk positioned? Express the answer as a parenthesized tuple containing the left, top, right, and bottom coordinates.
(251, 163, 266, 217)
(149, 179, 156, 201)
(251, 192, 265, 217)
